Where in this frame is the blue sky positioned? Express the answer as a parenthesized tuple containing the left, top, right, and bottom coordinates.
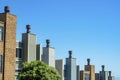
(1, 0, 120, 79)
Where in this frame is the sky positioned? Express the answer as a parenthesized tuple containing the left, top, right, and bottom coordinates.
(1, 0, 120, 79)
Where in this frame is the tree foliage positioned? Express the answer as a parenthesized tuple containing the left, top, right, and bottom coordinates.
(18, 61, 61, 80)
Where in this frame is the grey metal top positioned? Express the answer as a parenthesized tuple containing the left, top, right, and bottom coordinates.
(4, 6, 10, 13)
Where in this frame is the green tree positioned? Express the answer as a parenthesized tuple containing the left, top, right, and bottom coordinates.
(18, 61, 61, 80)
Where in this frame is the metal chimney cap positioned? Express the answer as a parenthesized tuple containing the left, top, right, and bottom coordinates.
(69, 50, 72, 58)
(102, 65, 105, 71)
(26, 24, 31, 33)
(87, 58, 90, 65)
(46, 39, 50, 43)
(102, 65, 105, 68)
(46, 39, 50, 47)
(4, 6, 10, 13)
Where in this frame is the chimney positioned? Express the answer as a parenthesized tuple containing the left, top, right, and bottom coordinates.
(102, 65, 105, 71)
(87, 58, 90, 65)
(26, 24, 31, 33)
(109, 71, 111, 77)
(69, 51, 72, 58)
(46, 39, 50, 48)
(4, 6, 10, 13)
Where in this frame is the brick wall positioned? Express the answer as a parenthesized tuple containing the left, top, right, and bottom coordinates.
(0, 12, 16, 80)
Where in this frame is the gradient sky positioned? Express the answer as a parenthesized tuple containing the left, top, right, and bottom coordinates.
(1, 0, 120, 79)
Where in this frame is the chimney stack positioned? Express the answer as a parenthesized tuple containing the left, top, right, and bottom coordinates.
(4, 6, 10, 13)
(109, 71, 111, 77)
(26, 24, 31, 33)
(102, 65, 105, 71)
(87, 58, 90, 65)
(46, 39, 50, 48)
(69, 51, 72, 58)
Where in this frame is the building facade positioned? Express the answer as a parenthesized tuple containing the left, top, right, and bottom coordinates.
(36, 44, 42, 61)
(95, 73, 100, 80)
(65, 51, 77, 80)
(22, 25, 37, 62)
(95, 66, 115, 80)
(85, 58, 95, 80)
(80, 58, 95, 80)
(76, 65, 80, 80)
(80, 71, 90, 80)
(99, 65, 109, 80)
(15, 42, 23, 80)
(55, 59, 64, 80)
(42, 39, 55, 67)
(15, 25, 42, 80)
(0, 6, 17, 80)
(108, 71, 114, 80)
